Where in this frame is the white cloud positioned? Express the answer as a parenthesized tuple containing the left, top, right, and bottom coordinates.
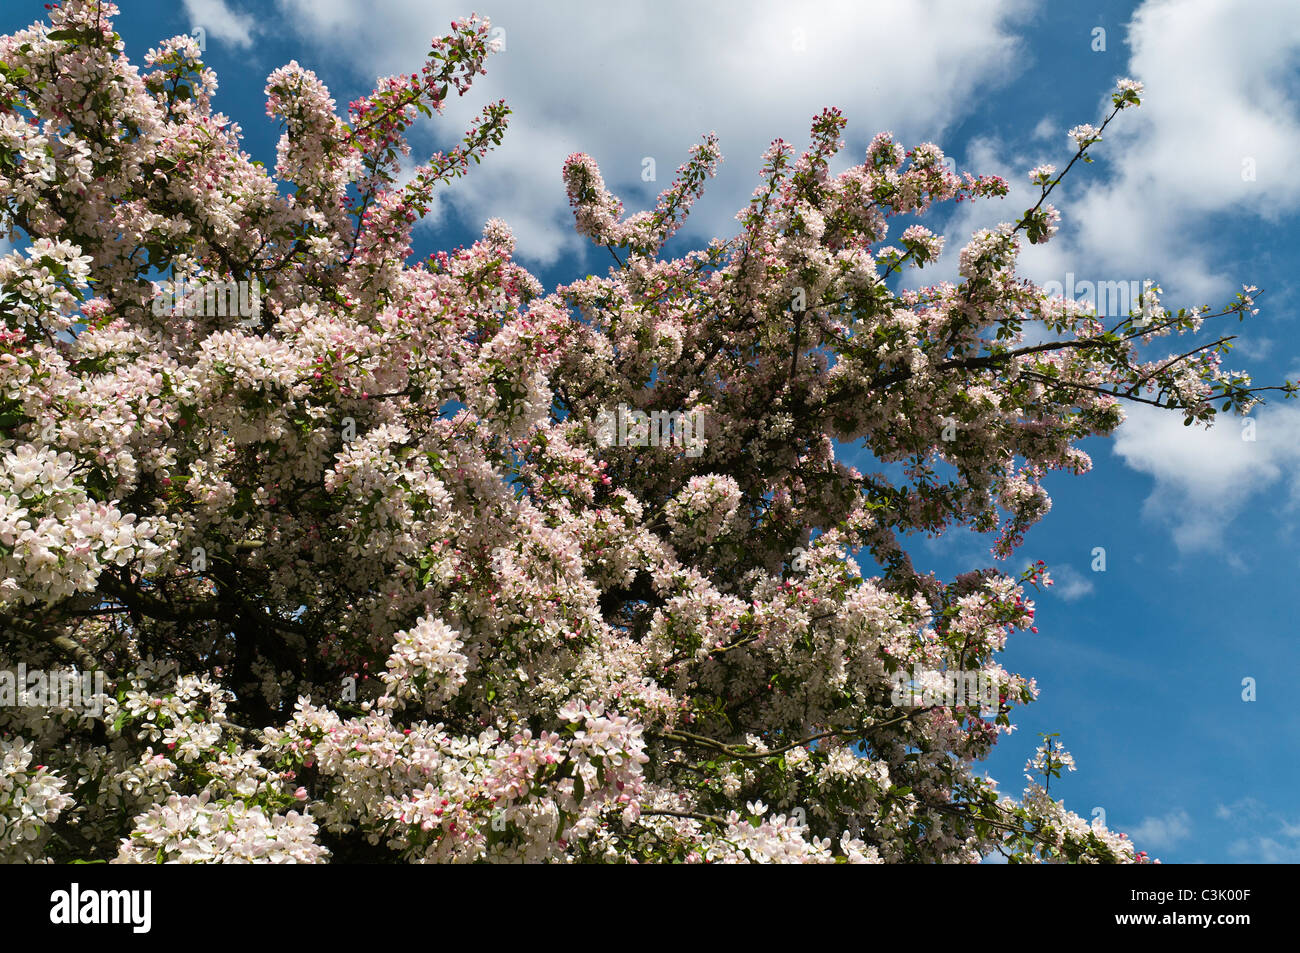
(275, 0, 1037, 265)
(1231, 336, 1274, 361)
(1218, 798, 1300, 860)
(1230, 837, 1300, 863)
(1215, 796, 1265, 823)
(1060, 0, 1300, 303)
(1047, 563, 1094, 601)
(1226, 815, 1300, 862)
(1131, 808, 1191, 850)
(914, 0, 1300, 309)
(1030, 116, 1056, 142)
(184, 0, 258, 49)
(1111, 402, 1300, 552)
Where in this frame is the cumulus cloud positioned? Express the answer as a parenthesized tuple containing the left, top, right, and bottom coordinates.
(1230, 837, 1300, 863)
(274, 0, 1037, 264)
(1061, 0, 1300, 302)
(1218, 798, 1300, 862)
(1111, 402, 1300, 553)
(909, 0, 1300, 314)
(1047, 563, 1094, 601)
(1215, 796, 1265, 823)
(1131, 808, 1192, 849)
(183, 0, 258, 49)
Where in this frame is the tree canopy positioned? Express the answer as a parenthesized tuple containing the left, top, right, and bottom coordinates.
(0, 1, 1287, 863)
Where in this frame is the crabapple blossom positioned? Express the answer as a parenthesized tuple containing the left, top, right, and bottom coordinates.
(1068, 124, 1101, 149)
(0, 6, 1288, 863)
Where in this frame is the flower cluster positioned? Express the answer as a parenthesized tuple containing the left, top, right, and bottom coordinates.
(115, 792, 327, 864)
(664, 474, 743, 548)
(381, 615, 470, 710)
(0, 737, 73, 862)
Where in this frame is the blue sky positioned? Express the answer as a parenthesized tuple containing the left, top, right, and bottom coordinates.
(4, 0, 1299, 862)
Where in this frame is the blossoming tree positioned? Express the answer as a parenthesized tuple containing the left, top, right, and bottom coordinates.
(0, 2, 1287, 863)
